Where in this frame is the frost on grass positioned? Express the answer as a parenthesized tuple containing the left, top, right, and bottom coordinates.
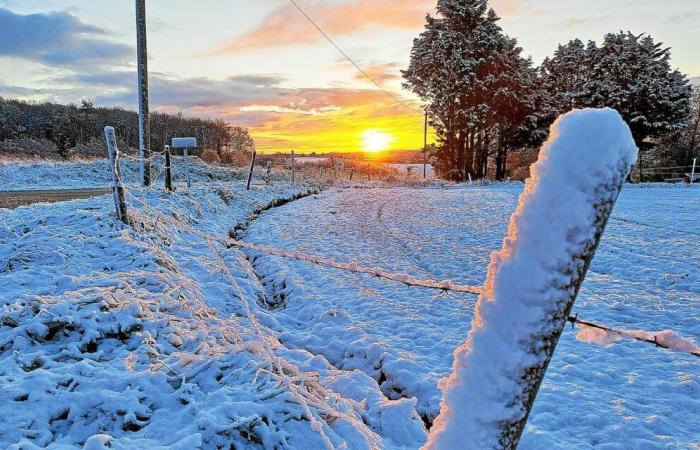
(426, 109, 638, 449)
(0, 185, 425, 449)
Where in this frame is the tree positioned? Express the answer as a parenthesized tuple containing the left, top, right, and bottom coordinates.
(404, 0, 546, 181)
(542, 32, 692, 153)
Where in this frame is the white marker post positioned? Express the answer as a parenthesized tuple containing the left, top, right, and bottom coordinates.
(691, 158, 697, 185)
(104, 126, 129, 224)
(171, 137, 197, 188)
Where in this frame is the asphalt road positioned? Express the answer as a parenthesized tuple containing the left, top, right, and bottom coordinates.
(0, 188, 110, 209)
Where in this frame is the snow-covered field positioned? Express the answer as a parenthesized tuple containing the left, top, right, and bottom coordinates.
(1, 159, 698, 448)
(0, 157, 289, 191)
(242, 184, 700, 449)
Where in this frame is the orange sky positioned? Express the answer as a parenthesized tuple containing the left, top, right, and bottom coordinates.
(1, 0, 697, 154)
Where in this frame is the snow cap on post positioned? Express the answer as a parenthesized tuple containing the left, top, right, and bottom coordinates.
(425, 108, 638, 450)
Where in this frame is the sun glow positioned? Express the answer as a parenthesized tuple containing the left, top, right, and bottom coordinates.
(360, 129, 394, 153)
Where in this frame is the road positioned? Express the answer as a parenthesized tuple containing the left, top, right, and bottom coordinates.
(0, 188, 110, 209)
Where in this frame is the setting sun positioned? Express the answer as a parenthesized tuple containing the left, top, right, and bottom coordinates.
(360, 129, 394, 153)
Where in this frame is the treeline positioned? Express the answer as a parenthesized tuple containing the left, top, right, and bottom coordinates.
(0, 98, 255, 161)
(404, 0, 698, 181)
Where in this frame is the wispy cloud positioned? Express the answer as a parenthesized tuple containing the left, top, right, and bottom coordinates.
(214, 0, 434, 53)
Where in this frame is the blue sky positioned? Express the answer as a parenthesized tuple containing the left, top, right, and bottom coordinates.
(0, 0, 697, 152)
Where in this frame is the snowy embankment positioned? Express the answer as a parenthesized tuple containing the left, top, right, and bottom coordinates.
(0, 183, 427, 449)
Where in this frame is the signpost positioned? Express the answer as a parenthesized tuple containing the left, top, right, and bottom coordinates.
(172, 137, 198, 188)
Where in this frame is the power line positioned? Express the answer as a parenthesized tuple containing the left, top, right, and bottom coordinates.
(286, 0, 423, 115)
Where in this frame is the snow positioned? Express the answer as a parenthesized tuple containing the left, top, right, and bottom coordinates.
(426, 109, 639, 448)
(2, 133, 699, 449)
(1, 182, 424, 449)
(0, 157, 289, 191)
(240, 182, 699, 449)
(384, 164, 435, 179)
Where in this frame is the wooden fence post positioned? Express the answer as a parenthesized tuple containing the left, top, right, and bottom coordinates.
(425, 109, 639, 450)
(246, 150, 257, 191)
(291, 150, 296, 186)
(104, 126, 129, 224)
(164, 145, 173, 191)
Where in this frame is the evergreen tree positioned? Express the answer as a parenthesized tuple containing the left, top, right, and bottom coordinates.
(543, 32, 692, 151)
(403, 0, 544, 181)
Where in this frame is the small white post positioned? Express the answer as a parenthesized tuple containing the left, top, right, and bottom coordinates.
(468, 173, 473, 185)
(104, 126, 129, 224)
(183, 148, 192, 187)
(691, 158, 697, 185)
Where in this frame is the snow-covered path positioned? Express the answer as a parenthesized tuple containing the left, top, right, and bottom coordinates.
(243, 184, 700, 449)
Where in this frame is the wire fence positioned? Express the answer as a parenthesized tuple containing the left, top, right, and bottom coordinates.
(96, 134, 700, 365)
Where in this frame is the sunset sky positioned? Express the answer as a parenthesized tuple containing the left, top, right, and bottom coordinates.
(0, 0, 698, 153)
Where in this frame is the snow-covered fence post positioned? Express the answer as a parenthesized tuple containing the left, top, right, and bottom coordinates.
(104, 126, 129, 225)
(425, 109, 638, 450)
(164, 145, 173, 191)
(135, 0, 151, 187)
(246, 150, 257, 191)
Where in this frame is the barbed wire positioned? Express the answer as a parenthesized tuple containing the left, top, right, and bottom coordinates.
(568, 315, 700, 358)
(104, 147, 700, 363)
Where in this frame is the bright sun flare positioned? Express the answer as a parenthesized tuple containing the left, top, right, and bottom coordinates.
(360, 129, 393, 153)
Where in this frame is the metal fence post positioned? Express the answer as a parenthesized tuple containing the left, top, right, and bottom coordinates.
(164, 145, 173, 191)
(104, 126, 129, 224)
(246, 150, 257, 191)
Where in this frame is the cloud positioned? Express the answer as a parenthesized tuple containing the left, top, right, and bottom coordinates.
(354, 62, 402, 84)
(0, 7, 131, 67)
(215, 0, 434, 53)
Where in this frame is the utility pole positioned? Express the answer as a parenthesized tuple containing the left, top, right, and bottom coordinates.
(136, 0, 151, 186)
(423, 109, 428, 179)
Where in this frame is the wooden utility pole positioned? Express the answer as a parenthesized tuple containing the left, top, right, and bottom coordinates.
(136, 0, 152, 186)
(423, 109, 428, 179)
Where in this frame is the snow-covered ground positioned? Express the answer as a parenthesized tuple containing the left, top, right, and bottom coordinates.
(0, 157, 290, 191)
(242, 184, 700, 449)
(1, 158, 698, 448)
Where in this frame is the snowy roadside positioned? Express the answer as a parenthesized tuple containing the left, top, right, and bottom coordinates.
(0, 183, 428, 449)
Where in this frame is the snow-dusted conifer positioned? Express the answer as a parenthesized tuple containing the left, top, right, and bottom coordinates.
(403, 0, 544, 181)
